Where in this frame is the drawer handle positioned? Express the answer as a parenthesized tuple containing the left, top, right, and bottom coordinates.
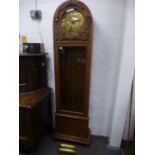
(19, 136, 27, 141)
(42, 62, 45, 66)
(19, 83, 27, 86)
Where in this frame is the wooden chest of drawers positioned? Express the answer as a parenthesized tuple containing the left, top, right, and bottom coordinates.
(19, 53, 47, 93)
(19, 89, 52, 153)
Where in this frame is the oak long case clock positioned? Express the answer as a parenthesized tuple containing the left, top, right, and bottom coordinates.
(53, 0, 92, 144)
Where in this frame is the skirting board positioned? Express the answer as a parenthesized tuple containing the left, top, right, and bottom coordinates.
(107, 137, 122, 151)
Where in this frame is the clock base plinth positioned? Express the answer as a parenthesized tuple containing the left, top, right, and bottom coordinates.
(54, 131, 90, 145)
(54, 113, 90, 145)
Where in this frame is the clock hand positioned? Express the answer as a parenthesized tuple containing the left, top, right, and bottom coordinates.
(69, 24, 73, 32)
(72, 19, 79, 23)
(74, 20, 79, 22)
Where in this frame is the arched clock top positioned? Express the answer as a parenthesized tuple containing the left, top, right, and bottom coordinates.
(53, 0, 92, 42)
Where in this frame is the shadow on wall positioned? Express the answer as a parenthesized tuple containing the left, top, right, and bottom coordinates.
(89, 11, 126, 136)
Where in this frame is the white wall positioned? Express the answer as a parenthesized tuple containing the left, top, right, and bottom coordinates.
(109, 0, 135, 147)
(19, 0, 130, 139)
(123, 74, 135, 140)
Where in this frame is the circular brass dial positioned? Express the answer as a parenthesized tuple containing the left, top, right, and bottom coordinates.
(61, 8, 84, 35)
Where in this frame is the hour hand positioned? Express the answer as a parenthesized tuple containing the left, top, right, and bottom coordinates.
(73, 19, 79, 23)
(69, 24, 73, 32)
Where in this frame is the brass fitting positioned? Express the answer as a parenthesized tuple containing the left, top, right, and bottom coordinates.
(58, 147, 76, 154)
(59, 143, 76, 150)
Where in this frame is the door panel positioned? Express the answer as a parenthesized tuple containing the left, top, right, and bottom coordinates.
(58, 46, 86, 113)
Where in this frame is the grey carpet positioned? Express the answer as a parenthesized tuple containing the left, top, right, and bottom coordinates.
(20, 133, 122, 155)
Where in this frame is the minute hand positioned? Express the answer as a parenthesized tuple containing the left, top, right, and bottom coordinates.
(69, 24, 73, 32)
(73, 19, 79, 23)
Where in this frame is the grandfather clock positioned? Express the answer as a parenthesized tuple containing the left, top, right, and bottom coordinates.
(53, 0, 92, 144)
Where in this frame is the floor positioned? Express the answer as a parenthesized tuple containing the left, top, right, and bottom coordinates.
(121, 140, 135, 155)
(20, 132, 122, 155)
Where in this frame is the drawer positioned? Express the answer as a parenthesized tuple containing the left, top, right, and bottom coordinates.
(19, 110, 32, 146)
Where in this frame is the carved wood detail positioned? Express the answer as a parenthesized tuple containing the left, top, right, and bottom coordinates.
(54, 0, 92, 42)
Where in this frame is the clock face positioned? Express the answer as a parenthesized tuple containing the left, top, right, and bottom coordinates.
(61, 8, 84, 35)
